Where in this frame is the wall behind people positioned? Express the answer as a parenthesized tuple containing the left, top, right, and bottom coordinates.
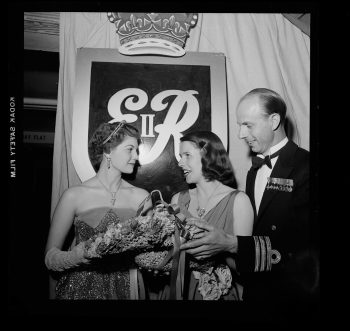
(51, 13, 310, 218)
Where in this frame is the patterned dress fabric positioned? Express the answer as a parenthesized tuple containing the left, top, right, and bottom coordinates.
(55, 207, 136, 300)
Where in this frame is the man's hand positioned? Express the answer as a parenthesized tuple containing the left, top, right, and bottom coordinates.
(180, 219, 238, 259)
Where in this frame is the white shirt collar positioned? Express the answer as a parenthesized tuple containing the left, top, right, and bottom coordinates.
(258, 137, 288, 158)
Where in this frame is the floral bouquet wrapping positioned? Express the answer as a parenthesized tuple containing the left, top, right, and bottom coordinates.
(83, 190, 233, 300)
(84, 197, 208, 272)
(84, 204, 180, 259)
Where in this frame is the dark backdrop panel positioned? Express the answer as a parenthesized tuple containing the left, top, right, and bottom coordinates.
(88, 62, 212, 202)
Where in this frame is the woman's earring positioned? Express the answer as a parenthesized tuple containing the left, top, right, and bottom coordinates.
(107, 156, 111, 169)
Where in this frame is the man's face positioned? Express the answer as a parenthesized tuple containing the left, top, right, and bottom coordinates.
(236, 96, 274, 155)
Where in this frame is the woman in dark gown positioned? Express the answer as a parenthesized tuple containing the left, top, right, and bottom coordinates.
(45, 121, 152, 299)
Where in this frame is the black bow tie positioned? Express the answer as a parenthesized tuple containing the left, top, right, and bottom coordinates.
(252, 150, 281, 170)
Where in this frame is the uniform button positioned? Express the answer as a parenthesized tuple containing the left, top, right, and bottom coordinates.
(271, 225, 277, 230)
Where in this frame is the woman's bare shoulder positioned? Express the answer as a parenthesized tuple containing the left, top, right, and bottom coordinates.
(234, 190, 250, 203)
(232, 190, 253, 212)
(60, 182, 95, 200)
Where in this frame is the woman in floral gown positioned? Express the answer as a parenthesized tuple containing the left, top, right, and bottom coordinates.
(172, 131, 254, 300)
(45, 121, 152, 299)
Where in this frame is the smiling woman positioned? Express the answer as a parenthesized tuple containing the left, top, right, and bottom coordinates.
(151, 130, 255, 300)
(44, 121, 153, 299)
(88, 121, 141, 172)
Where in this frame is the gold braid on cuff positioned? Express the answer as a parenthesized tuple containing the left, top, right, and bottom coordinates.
(253, 236, 281, 272)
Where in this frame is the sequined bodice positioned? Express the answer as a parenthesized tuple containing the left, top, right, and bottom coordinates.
(55, 207, 137, 300)
(74, 207, 120, 244)
(74, 207, 136, 243)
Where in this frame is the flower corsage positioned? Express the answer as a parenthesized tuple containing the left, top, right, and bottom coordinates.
(192, 264, 232, 300)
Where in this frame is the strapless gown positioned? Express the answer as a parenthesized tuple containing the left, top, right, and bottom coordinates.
(55, 207, 139, 300)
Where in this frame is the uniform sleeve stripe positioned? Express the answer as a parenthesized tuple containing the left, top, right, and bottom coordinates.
(265, 236, 272, 271)
(252, 236, 281, 272)
(253, 236, 260, 272)
(258, 237, 266, 272)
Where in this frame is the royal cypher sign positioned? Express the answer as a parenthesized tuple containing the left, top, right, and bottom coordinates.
(72, 49, 228, 202)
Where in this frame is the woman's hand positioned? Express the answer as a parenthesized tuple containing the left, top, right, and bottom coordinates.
(180, 219, 238, 259)
(76, 242, 94, 263)
(45, 242, 92, 271)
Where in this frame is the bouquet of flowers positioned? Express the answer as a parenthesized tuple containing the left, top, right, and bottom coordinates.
(84, 203, 180, 259)
(84, 193, 208, 271)
(83, 190, 233, 300)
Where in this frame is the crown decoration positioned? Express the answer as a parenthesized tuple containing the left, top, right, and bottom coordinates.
(107, 13, 198, 57)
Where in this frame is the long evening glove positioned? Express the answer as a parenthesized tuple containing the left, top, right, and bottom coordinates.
(45, 242, 89, 272)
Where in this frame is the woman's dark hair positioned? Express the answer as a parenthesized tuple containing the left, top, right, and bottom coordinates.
(180, 131, 236, 187)
(88, 121, 141, 171)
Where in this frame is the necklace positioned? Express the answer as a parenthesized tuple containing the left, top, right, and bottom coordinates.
(196, 182, 221, 218)
(96, 176, 122, 206)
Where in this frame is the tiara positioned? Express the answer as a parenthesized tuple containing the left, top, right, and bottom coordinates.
(102, 120, 126, 145)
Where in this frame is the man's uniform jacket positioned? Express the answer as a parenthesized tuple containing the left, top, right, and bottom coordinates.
(235, 140, 315, 303)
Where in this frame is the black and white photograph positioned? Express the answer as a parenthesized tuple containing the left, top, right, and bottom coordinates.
(8, 3, 320, 326)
